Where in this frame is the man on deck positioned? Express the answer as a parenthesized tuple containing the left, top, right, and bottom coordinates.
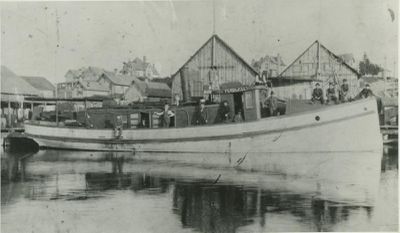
(233, 109, 244, 123)
(218, 101, 231, 123)
(326, 82, 338, 104)
(266, 91, 278, 116)
(155, 103, 175, 128)
(339, 79, 350, 102)
(357, 83, 374, 99)
(194, 99, 208, 125)
(311, 83, 324, 104)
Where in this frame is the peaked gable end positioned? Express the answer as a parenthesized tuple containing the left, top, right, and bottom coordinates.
(279, 41, 359, 81)
(171, 35, 258, 100)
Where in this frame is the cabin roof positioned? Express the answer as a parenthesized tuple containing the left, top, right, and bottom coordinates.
(129, 80, 171, 98)
(145, 82, 171, 98)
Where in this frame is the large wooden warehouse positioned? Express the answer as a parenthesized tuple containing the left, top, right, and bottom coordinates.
(171, 34, 259, 103)
(273, 40, 360, 100)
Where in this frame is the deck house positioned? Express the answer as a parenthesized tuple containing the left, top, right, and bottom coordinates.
(273, 40, 360, 100)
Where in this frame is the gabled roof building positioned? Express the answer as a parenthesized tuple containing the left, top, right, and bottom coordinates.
(1, 66, 40, 97)
(21, 76, 55, 98)
(120, 57, 160, 79)
(273, 40, 360, 100)
(171, 34, 258, 102)
(251, 54, 286, 79)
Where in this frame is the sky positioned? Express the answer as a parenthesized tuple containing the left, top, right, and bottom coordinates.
(1, 0, 398, 84)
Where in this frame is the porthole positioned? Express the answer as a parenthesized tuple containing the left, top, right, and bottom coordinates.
(315, 116, 320, 121)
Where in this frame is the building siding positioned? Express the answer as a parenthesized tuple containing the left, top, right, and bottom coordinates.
(172, 35, 258, 101)
(278, 41, 360, 99)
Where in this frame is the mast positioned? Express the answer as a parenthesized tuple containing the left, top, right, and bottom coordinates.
(316, 40, 320, 81)
(212, 0, 216, 35)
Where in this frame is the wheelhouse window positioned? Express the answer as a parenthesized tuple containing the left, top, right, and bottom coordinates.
(245, 91, 254, 109)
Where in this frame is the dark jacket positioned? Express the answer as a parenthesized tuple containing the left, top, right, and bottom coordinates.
(358, 88, 374, 99)
(341, 83, 349, 93)
(194, 106, 208, 125)
(326, 87, 336, 96)
(217, 104, 231, 123)
(312, 88, 323, 99)
(266, 96, 278, 110)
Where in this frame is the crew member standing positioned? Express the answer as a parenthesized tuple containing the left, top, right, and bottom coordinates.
(266, 91, 278, 116)
(114, 115, 123, 139)
(155, 103, 175, 128)
(194, 99, 208, 125)
(339, 79, 350, 102)
(218, 101, 231, 123)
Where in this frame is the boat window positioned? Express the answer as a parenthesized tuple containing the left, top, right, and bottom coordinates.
(152, 113, 160, 128)
(245, 92, 254, 109)
(121, 115, 128, 128)
(139, 112, 150, 128)
(130, 113, 139, 128)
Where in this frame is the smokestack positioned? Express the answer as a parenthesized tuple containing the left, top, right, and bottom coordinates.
(143, 56, 147, 64)
(180, 66, 190, 103)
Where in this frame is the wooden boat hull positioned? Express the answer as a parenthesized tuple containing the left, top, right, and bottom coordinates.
(24, 98, 383, 153)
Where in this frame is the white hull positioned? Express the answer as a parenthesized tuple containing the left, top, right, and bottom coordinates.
(24, 98, 383, 153)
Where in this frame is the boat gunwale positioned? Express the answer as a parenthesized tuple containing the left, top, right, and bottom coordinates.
(24, 110, 376, 144)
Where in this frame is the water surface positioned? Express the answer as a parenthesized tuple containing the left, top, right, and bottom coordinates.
(1, 146, 397, 232)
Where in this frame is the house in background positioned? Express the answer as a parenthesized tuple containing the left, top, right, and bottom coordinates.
(64, 69, 81, 82)
(98, 72, 137, 96)
(120, 57, 160, 79)
(72, 81, 110, 97)
(21, 76, 55, 98)
(64, 66, 111, 82)
(338, 53, 357, 70)
(251, 54, 286, 79)
(57, 81, 109, 98)
(273, 40, 360, 100)
(171, 34, 259, 103)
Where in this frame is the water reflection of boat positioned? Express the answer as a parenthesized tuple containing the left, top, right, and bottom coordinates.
(2, 147, 395, 232)
(24, 96, 382, 153)
(23, 150, 382, 206)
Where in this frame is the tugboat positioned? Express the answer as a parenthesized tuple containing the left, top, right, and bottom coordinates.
(23, 86, 382, 153)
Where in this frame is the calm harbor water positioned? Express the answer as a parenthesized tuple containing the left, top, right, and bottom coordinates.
(1, 145, 398, 232)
